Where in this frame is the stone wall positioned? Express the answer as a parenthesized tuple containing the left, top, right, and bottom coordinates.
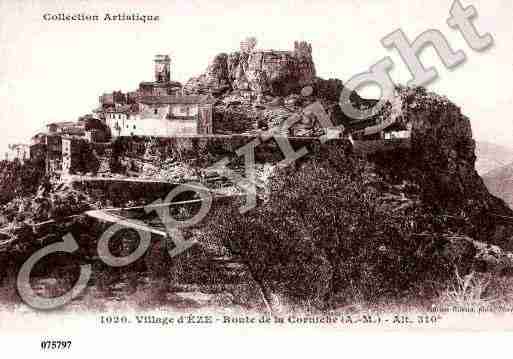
(109, 135, 338, 169)
(70, 178, 182, 206)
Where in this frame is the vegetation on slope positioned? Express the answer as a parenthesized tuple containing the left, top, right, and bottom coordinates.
(207, 142, 482, 309)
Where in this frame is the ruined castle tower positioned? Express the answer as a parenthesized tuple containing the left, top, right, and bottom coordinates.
(293, 41, 312, 58)
(240, 37, 257, 54)
(154, 54, 171, 83)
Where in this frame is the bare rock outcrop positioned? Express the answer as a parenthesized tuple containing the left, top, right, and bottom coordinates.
(185, 41, 316, 96)
(415, 234, 513, 275)
(371, 87, 513, 248)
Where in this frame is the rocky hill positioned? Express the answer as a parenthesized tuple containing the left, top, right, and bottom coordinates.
(181, 36, 513, 308)
(185, 39, 512, 234)
(185, 41, 316, 96)
(183, 41, 368, 139)
(482, 162, 513, 209)
(475, 141, 513, 175)
(3, 40, 513, 311)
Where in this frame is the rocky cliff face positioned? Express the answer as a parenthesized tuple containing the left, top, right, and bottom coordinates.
(389, 87, 479, 203)
(185, 41, 513, 246)
(185, 41, 316, 96)
(369, 87, 513, 248)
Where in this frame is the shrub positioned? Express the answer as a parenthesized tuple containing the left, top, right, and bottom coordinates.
(0, 159, 45, 205)
(208, 143, 442, 309)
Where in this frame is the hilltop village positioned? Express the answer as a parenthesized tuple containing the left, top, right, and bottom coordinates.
(26, 53, 217, 178)
(4, 38, 513, 314)
(7, 39, 411, 181)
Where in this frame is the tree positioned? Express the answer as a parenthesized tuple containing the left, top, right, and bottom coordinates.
(208, 142, 447, 308)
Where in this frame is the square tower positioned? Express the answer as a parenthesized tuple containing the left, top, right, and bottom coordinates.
(154, 54, 171, 83)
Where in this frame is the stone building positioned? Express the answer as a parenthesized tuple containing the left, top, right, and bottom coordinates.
(30, 133, 47, 162)
(138, 55, 182, 97)
(138, 81, 182, 97)
(62, 136, 92, 176)
(99, 91, 127, 109)
(46, 121, 85, 136)
(45, 134, 63, 174)
(240, 37, 257, 54)
(154, 54, 171, 83)
(108, 94, 215, 138)
(85, 129, 107, 143)
(345, 112, 412, 155)
(29, 119, 106, 176)
(104, 104, 133, 138)
(29, 132, 63, 173)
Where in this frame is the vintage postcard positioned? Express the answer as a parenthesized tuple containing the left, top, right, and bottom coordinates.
(0, 0, 512, 355)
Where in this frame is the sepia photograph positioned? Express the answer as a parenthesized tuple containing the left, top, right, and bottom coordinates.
(0, 0, 512, 355)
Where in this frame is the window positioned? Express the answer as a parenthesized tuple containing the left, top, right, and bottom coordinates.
(133, 125, 136, 129)
(154, 108, 158, 115)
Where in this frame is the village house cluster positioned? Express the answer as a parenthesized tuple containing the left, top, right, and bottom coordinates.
(5, 39, 412, 177)
(99, 54, 215, 139)
(24, 54, 216, 176)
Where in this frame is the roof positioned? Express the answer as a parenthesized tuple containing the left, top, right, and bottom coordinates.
(8, 143, 29, 149)
(78, 114, 94, 120)
(104, 104, 134, 113)
(139, 94, 216, 105)
(154, 54, 170, 61)
(139, 81, 182, 88)
(47, 121, 77, 128)
(259, 50, 293, 55)
(61, 135, 88, 142)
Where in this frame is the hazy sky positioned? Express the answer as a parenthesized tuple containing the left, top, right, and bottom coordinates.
(0, 0, 511, 152)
